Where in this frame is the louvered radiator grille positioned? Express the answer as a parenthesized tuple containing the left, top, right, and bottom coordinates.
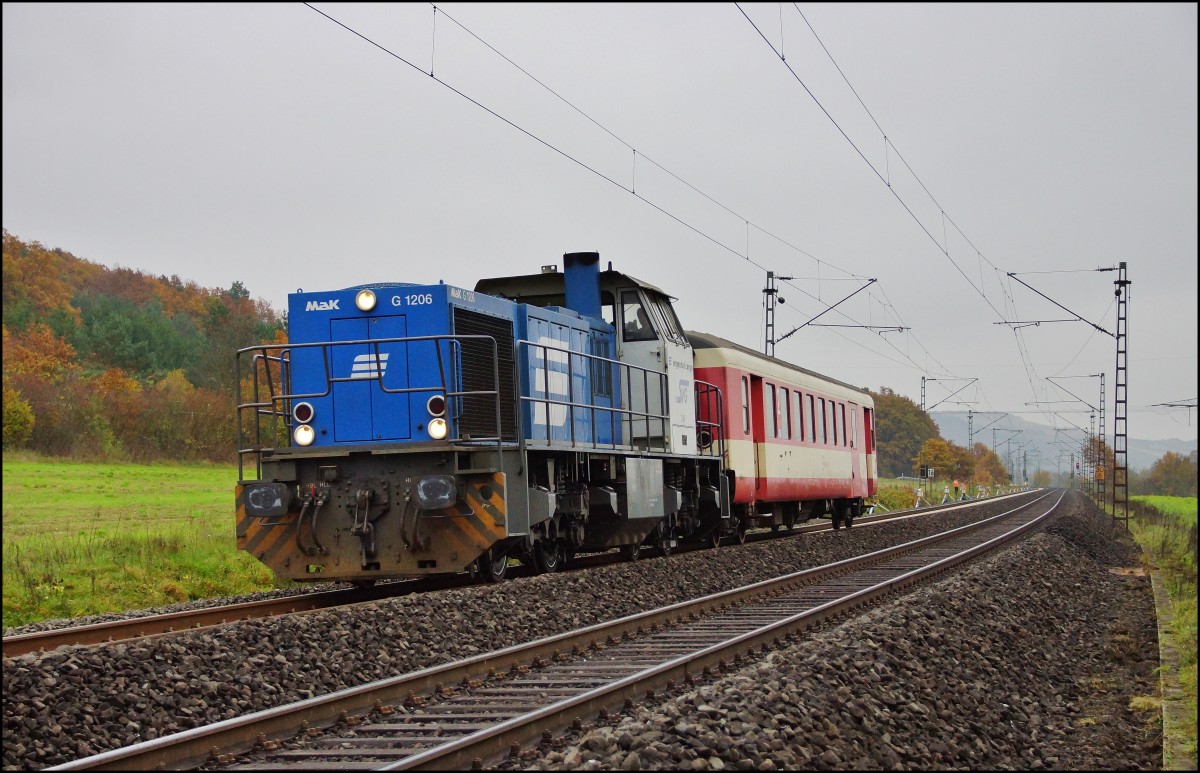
(453, 308, 517, 441)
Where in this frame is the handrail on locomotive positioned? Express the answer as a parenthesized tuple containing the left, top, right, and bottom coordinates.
(237, 335, 725, 482)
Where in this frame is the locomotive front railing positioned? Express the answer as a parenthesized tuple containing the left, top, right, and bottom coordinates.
(236, 334, 505, 481)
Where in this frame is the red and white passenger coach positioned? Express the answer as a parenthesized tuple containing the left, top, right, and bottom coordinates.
(690, 331, 877, 535)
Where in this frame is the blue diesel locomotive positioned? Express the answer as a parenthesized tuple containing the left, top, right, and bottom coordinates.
(236, 252, 730, 583)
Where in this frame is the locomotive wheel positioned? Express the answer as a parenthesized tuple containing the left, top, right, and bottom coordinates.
(534, 539, 562, 574)
(771, 523, 781, 533)
(620, 543, 641, 562)
(710, 528, 723, 548)
(483, 549, 509, 582)
(736, 522, 748, 545)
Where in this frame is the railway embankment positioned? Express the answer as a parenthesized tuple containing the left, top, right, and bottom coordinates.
(2, 492, 1160, 770)
(500, 492, 1161, 770)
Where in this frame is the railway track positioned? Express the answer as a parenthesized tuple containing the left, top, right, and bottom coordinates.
(46, 489, 1057, 771)
(2, 495, 990, 659)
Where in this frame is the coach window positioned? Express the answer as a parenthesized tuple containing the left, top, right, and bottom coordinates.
(765, 384, 777, 438)
(794, 391, 803, 440)
(807, 394, 816, 443)
(850, 406, 858, 449)
(741, 377, 750, 434)
(841, 403, 849, 447)
(780, 388, 791, 439)
(620, 291, 656, 342)
(830, 401, 839, 446)
(818, 397, 827, 444)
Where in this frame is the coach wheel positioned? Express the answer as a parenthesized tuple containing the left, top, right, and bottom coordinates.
(482, 549, 509, 582)
(831, 507, 842, 531)
(534, 539, 563, 574)
(844, 502, 857, 529)
(350, 579, 376, 590)
(620, 543, 641, 562)
(771, 523, 781, 534)
(736, 521, 748, 545)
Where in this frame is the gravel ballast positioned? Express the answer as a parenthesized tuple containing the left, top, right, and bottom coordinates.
(2, 492, 1158, 769)
(501, 494, 1160, 770)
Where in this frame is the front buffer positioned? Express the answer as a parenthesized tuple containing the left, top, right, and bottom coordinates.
(236, 454, 507, 582)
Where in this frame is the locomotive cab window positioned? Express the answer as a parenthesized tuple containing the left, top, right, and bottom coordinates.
(648, 296, 687, 345)
(620, 291, 657, 342)
(600, 291, 616, 327)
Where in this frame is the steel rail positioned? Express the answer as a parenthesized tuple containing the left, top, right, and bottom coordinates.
(389, 490, 1062, 771)
(45, 490, 1052, 771)
(5, 492, 1018, 659)
(2, 579, 451, 659)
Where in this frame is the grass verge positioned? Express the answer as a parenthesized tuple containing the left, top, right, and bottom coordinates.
(2, 454, 287, 629)
(1129, 495, 1197, 763)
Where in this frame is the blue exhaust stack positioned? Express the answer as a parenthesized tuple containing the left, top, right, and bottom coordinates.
(563, 251, 601, 319)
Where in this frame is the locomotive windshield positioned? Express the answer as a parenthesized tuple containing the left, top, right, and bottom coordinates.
(619, 289, 687, 344)
(620, 290, 656, 342)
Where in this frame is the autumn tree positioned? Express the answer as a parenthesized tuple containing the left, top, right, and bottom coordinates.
(971, 442, 1008, 486)
(2, 378, 34, 448)
(1143, 451, 1198, 497)
(915, 437, 959, 485)
(870, 387, 940, 478)
(2, 230, 84, 332)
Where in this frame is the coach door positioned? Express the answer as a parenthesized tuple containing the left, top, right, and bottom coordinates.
(750, 376, 765, 494)
(848, 400, 864, 497)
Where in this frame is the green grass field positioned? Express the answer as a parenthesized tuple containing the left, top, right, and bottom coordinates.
(2, 454, 285, 629)
(1130, 495, 1197, 762)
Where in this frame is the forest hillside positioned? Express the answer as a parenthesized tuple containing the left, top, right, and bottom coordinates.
(2, 230, 283, 461)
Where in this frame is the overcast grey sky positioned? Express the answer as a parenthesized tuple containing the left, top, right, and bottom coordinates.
(4, 3, 1197, 447)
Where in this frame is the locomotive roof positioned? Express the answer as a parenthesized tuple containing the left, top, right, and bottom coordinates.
(687, 330, 872, 398)
(475, 268, 674, 302)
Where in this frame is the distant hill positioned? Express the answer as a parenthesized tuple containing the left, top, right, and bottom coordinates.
(930, 411, 1196, 473)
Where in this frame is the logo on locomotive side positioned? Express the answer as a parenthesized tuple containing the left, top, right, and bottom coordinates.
(350, 353, 389, 379)
(305, 299, 341, 311)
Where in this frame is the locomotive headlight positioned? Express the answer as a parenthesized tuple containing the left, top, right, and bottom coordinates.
(355, 289, 377, 312)
(294, 424, 316, 446)
(427, 417, 448, 440)
(426, 394, 446, 417)
(414, 475, 457, 509)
